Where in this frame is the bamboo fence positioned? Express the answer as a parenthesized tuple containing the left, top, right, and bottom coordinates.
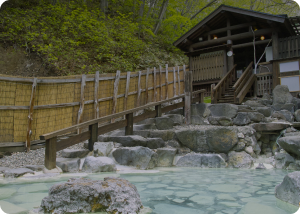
(0, 65, 187, 149)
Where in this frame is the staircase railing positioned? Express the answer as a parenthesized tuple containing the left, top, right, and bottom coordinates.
(211, 64, 237, 104)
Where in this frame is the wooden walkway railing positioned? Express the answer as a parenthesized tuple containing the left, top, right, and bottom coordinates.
(41, 73, 205, 169)
(256, 72, 273, 96)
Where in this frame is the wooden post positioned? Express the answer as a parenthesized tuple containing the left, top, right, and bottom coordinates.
(77, 74, 86, 134)
(111, 70, 121, 123)
(211, 83, 215, 104)
(272, 31, 279, 60)
(173, 67, 177, 97)
(145, 68, 149, 104)
(184, 71, 192, 124)
(124, 72, 131, 111)
(125, 113, 133, 135)
(227, 40, 234, 72)
(137, 71, 142, 107)
(165, 64, 168, 99)
(177, 66, 181, 95)
(94, 71, 99, 119)
(155, 104, 162, 117)
(88, 123, 98, 151)
(26, 78, 37, 152)
(45, 137, 57, 170)
(159, 66, 163, 101)
(153, 67, 157, 102)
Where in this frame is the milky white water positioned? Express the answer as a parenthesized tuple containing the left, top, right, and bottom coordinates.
(0, 168, 298, 214)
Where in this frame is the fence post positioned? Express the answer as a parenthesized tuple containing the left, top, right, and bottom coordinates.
(145, 68, 149, 104)
(159, 66, 163, 101)
(173, 67, 176, 97)
(153, 67, 157, 102)
(184, 71, 192, 124)
(165, 64, 168, 100)
(125, 113, 133, 135)
(111, 70, 121, 123)
(211, 83, 215, 104)
(45, 137, 57, 170)
(155, 104, 162, 118)
(77, 74, 86, 134)
(124, 72, 131, 112)
(26, 77, 37, 152)
(94, 71, 99, 119)
(88, 123, 98, 151)
(177, 66, 181, 95)
(137, 71, 142, 107)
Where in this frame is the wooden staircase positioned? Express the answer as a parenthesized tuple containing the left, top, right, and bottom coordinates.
(211, 62, 255, 104)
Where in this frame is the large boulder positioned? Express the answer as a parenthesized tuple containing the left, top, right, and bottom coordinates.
(175, 129, 209, 152)
(155, 117, 174, 130)
(233, 113, 251, 126)
(191, 103, 210, 118)
(191, 115, 206, 125)
(227, 151, 254, 168)
(274, 153, 294, 169)
(112, 147, 157, 170)
(3, 168, 34, 178)
(206, 127, 238, 153)
(208, 104, 238, 119)
(252, 123, 290, 132)
(272, 103, 295, 113)
(40, 177, 143, 214)
(81, 156, 116, 173)
(295, 109, 300, 122)
(56, 158, 80, 172)
(255, 107, 273, 117)
(275, 171, 300, 206)
(244, 100, 265, 107)
(156, 148, 177, 167)
(60, 149, 90, 158)
(208, 116, 233, 126)
(247, 112, 265, 123)
(272, 85, 293, 105)
(94, 142, 114, 156)
(176, 154, 226, 168)
(278, 136, 300, 157)
(162, 114, 184, 125)
(279, 110, 294, 122)
(148, 130, 176, 141)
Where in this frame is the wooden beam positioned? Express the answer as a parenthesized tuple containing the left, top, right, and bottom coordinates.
(137, 71, 142, 107)
(165, 64, 169, 99)
(184, 71, 192, 124)
(88, 123, 98, 151)
(202, 22, 256, 37)
(173, 67, 177, 97)
(232, 39, 272, 49)
(227, 18, 231, 36)
(45, 137, 57, 170)
(153, 67, 157, 102)
(160, 66, 163, 101)
(272, 31, 279, 60)
(177, 66, 181, 95)
(145, 68, 149, 104)
(94, 71, 99, 119)
(111, 70, 121, 123)
(98, 120, 127, 135)
(124, 72, 131, 112)
(155, 104, 162, 117)
(26, 78, 37, 152)
(77, 74, 86, 134)
(56, 131, 90, 152)
(125, 113, 133, 135)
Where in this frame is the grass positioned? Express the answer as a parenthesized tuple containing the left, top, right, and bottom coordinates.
(204, 96, 211, 104)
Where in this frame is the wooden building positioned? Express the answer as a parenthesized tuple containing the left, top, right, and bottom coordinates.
(174, 5, 300, 103)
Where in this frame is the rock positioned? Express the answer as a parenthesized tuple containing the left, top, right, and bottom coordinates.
(81, 156, 116, 173)
(257, 99, 272, 106)
(238, 133, 245, 139)
(272, 103, 295, 113)
(208, 116, 219, 125)
(135, 118, 156, 125)
(112, 146, 157, 169)
(255, 163, 266, 169)
(43, 166, 62, 174)
(0, 167, 10, 173)
(148, 130, 176, 141)
(255, 107, 273, 117)
(3, 168, 34, 178)
(155, 117, 174, 130)
(252, 123, 290, 132)
(233, 113, 251, 126)
(244, 146, 254, 157)
(208, 116, 233, 126)
(274, 153, 294, 169)
(177, 147, 191, 154)
(273, 85, 293, 105)
(275, 171, 300, 206)
(232, 141, 246, 152)
(166, 108, 183, 115)
(292, 97, 300, 110)
(278, 136, 300, 157)
(166, 140, 180, 148)
(247, 112, 265, 123)
(163, 114, 183, 125)
(25, 165, 44, 171)
(94, 142, 114, 156)
(271, 111, 288, 121)
(191, 115, 206, 125)
(208, 104, 238, 118)
(156, 148, 177, 167)
(146, 138, 165, 149)
(227, 151, 254, 168)
(244, 100, 264, 107)
(176, 154, 226, 168)
(295, 109, 300, 122)
(60, 149, 89, 158)
(133, 124, 157, 131)
(279, 110, 294, 122)
(191, 103, 210, 117)
(206, 127, 238, 153)
(175, 129, 208, 152)
(219, 153, 228, 162)
(40, 177, 143, 214)
(56, 158, 80, 172)
(262, 93, 271, 100)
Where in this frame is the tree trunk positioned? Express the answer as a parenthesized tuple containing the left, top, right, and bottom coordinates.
(153, 0, 169, 35)
(190, 0, 217, 20)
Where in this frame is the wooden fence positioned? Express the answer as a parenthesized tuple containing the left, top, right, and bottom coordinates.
(256, 72, 273, 96)
(0, 65, 186, 151)
(278, 36, 300, 59)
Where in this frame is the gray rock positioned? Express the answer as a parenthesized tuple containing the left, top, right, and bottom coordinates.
(166, 140, 181, 148)
(232, 141, 246, 152)
(292, 97, 300, 110)
(25, 165, 45, 171)
(273, 85, 293, 105)
(166, 108, 183, 115)
(256, 163, 266, 169)
(176, 154, 226, 168)
(279, 110, 294, 122)
(295, 109, 300, 122)
(233, 113, 251, 126)
(56, 158, 80, 172)
(244, 100, 265, 107)
(61, 149, 90, 158)
(262, 93, 271, 100)
(105, 135, 147, 147)
(40, 177, 142, 214)
(208, 104, 238, 118)
(255, 107, 273, 117)
(207, 116, 219, 125)
(81, 156, 116, 173)
(146, 138, 165, 149)
(94, 142, 114, 156)
(278, 136, 300, 157)
(177, 147, 191, 154)
(252, 123, 290, 132)
(272, 103, 295, 113)
(148, 130, 176, 141)
(248, 112, 265, 122)
(274, 153, 295, 169)
(208, 116, 233, 126)
(227, 151, 254, 168)
(175, 129, 209, 152)
(244, 146, 254, 157)
(257, 99, 272, 106)
(163, 114, 183, 125)
(3, 168, 34, 178)
(133, 124, 157, 131)
(238, 105, 252, 110)
(0, 167, 11, 173)
(155, 117, 174, 130)
(191, 103, 210, 117)
(191, 115, 206, 125)
(156, 148, 177, 167)
(112, 147, 157, 170)
(135, 118, 156, 125)
(206, 127, 238, 153)
(275, 171, 300, 206)
(271, 111, 288, 121)
(219, 153, 228, 162)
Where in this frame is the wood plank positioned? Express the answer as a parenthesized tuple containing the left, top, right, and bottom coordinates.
(77, 74, 86, 134)
(26, 78, 37, 152)
(155, 104, 162, 117)
(137, 71, 142, 107)
(124, 72, 131, 111)
(161, 101, 184, 114)
(98, 120, 127, 135)
(145, 68, 149, 104)
(88, 123, 98, 151)
(125, 113, 133, 135)
(153, 67, 157, 102)
(184, 71, 192, 124)
(177, 66, 181, 95)
(202, 22, 256, 37)
(165, 65, 169, 99)
(94, 71, 99, 119)
(173, 67, 177, 97)
(45, 137, 57, 170)
(111, 70, 121, 123)
(56, 131, 90, 151)
(160, 66, 163, 101)
(133, 111, 157, 124)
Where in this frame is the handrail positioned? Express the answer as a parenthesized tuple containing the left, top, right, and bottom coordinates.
(256, 72, 273, 77)
(232, 62, 253, 89)
(213, 64, 237, 91)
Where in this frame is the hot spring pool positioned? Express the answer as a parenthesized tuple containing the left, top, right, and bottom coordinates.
(0, 168, 298, 214)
